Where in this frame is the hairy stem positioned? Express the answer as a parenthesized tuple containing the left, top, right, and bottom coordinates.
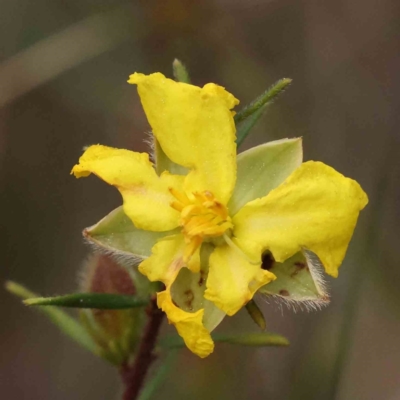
(120, 297, 164, 400)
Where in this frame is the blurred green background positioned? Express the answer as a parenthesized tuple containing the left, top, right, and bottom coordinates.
(1, 1, 399, 399)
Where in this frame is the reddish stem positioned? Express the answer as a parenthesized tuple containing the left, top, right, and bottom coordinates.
(120, 297, 164, 400)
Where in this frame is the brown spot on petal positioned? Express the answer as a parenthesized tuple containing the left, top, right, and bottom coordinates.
(279, 289, 290, 296)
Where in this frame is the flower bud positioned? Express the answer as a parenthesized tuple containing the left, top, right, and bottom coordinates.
(79, 253, 146, 365)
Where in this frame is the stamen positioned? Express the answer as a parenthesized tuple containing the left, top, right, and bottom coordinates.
(183, 214, 214, 233)
(183, 236, 202, 263)
(170, 201, 184, 212)
(169, 189, 232, 257)
(208, 202, 229, 220)
(223, 234, 260, 265)
(180, 204, 204, 220)
(169, 187, 190, 205)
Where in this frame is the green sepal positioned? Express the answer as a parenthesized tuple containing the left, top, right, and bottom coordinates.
(172, 58, 191, 83)
(160, 332, 289, 349)
(80, 307, 143, 365)
(245, 299, 266, 330)
(5, 281, 99, 355)
(78, 253, 147, 365)
(25, 292, 149, 309)
(171, 243, 225, 332)
(154, 138, 188, 176)
(258, 251, 329, 307)
(235, 78, 292, 147)
(229, 138, 303, 215)
(84, 206, 170, 260)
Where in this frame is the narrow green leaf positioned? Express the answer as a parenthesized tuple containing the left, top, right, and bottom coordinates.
(172, 58, 191, 83)
(235, 78, 292, 147)
(160, 332, 289, 349)
(5, 281, 98, 355)
(245, 299, 266, 330)
(213, 332, 289, 347)
(234, 78, 292, 125)
(5, 281, 36, 299)
(25, 292, 149, 309)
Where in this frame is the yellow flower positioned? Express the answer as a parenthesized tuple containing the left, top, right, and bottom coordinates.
(72, 72, 368, 358)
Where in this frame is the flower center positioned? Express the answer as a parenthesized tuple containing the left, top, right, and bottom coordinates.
(170, 188, 233, 259)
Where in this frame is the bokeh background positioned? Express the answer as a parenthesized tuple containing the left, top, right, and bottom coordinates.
(1, 1, 399, 399)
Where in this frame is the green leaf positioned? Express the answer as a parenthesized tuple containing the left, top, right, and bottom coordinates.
(160, 332, 289, 349)
(172, 58, 191, 83)
(213, 332, 289, 347)
(85, 206, 171, 259)
(245, 299, 266, 330)
(25, 292, 149, 309)
(258, 250, 329, 308)
(228, 138, 303, 215)
(5, 281, 98, 355)
(235, 78, 292, 147)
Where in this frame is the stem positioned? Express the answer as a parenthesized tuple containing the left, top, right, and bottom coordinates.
(120, 297, 164, 400)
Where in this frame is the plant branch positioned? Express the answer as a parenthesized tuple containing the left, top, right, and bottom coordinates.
(120, 296, 164, 400)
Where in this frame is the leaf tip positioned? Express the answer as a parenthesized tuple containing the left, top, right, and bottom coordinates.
(5, 280, 36, 299)
(281, 77, 293, 84)
(23, 298, 42, 306)
(172, 59, 191, 83)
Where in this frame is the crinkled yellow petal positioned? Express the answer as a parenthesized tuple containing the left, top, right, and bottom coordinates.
(139, 235, 213, 358)
(233, 161, 368, 277)
(138, 234, 200, 286)
(71, 145, 183, 232)
(128, 72, 239, 205)
(158, 289, 214, 358)
(170, 244, 226, 332)
(205, 243, 275, 316)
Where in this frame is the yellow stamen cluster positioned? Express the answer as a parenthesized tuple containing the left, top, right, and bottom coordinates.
(170, 188, 233, 259)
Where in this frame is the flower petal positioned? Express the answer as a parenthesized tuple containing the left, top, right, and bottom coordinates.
(228, 138, 303, 215)
(138, 234, 200, 285)
(157, 289, 214, 358)
(171, 244, 225, 332)
(71, 145, 183, 232)
(129, 72, 239, 204)
(233, 161, 368, 277)
(139, 235, 214, 358)
(205, 243, 275, 316)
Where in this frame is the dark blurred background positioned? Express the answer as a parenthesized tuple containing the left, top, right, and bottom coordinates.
(1, 1, 399, 399)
